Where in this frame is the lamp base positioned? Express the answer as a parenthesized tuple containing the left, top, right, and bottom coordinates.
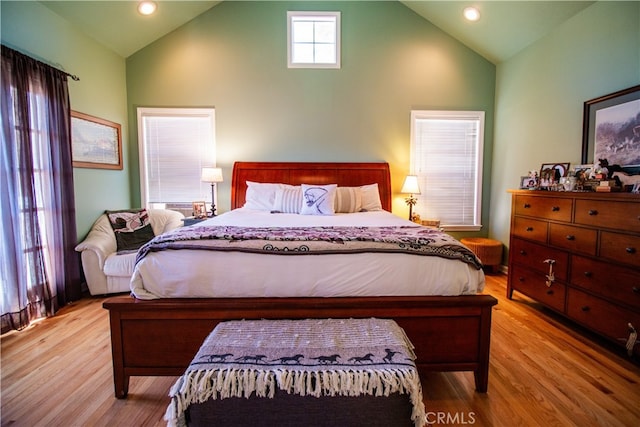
(209, 183, 217, 217)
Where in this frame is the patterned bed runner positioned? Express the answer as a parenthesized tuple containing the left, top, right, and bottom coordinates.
(165, 318, 427, 427)
(137, 225, 482, 269)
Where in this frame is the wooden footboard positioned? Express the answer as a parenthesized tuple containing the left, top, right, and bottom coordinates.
(103, 295, 497, 398)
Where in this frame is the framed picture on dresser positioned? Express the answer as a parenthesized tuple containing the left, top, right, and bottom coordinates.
(539, 162, 570, 188)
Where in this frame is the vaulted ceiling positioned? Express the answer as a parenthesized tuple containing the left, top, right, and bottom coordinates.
(40, 1, 594, 63)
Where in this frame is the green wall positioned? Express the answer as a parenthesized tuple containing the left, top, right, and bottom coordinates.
(1, 1, 130, 239)
(4, 0, 637, 255)
(491, 1, 640, 259)
(126, 1, 496, 233)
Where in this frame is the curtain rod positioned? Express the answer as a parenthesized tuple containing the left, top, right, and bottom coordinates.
(1, 44, 80, 81)
(31, 52, 80, 82)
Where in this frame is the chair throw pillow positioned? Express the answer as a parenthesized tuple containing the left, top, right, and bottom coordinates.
(106, 209, 155, 252)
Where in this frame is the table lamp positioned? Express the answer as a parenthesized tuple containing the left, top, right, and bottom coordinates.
(201, 167, 223, 216)
(401, 175, 421, 221)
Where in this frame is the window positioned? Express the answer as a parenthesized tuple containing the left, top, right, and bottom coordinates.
(137, 108, 216, 213)
(288, 11, 340, 69)
(410, 110, 484, 231)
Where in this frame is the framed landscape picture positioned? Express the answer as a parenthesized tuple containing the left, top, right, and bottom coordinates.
(581, 85, 640, 175)
(71, 111, 122, 170)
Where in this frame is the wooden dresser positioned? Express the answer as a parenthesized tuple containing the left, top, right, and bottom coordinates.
(507, 190, 640, 357)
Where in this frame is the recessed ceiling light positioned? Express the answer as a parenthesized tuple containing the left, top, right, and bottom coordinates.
(138, 1, 157, 16)
(463, 6, 480, 22)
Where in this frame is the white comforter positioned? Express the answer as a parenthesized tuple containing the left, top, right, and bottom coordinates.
(130, 208, 485, 299)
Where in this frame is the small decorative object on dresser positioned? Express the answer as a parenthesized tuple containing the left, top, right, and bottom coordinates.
(520, 175, 538, 190)
(507, 190, 640, 357)
(539, 163, 570, 190)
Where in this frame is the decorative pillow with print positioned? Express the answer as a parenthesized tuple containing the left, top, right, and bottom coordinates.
(106, 209, 155, 253)
(300, 184, 337, 215)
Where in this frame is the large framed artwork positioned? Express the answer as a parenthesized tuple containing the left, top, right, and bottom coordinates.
(581, 85, 640, 175)
(71, 111, 122, 170)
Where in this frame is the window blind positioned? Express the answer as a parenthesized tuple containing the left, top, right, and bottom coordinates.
(138, 108, 215, 206)
(410, 111, 484, 231)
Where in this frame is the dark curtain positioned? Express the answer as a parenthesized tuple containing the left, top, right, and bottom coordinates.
(1, 45, 82, 334)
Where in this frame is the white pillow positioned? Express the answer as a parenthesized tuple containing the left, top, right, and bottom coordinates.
(273, 186, 302, 213)
(300, 184, 337, 215)
(244, 181, 281, 211)
(360, 183, 383, 211)
(334, 187, 362, 213)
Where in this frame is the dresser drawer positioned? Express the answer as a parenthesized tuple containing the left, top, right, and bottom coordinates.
(567, 288, 640, 356)
(514, 195, 572, 222)
(570, 255, 640, 310)
(599, 231, 640, 268)
(512, 217, 548, 243)
(549, 223, 597, 256)
(510, 265, 566, 312)
(575, 199, 640, 233)
(509, 238, 568, 281)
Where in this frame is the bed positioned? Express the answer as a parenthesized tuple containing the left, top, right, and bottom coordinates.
(103, 161, 497, 399)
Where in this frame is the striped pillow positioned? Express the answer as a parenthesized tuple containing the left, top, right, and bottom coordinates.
(272, 186, 302, 213)
(334, 187, 363, 213)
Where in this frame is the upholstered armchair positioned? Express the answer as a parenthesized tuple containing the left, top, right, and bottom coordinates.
(75, 209, 184, 295)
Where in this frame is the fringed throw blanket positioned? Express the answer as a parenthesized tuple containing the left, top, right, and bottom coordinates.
(165, 318, 427, 427)
(137, 225, 482, 269)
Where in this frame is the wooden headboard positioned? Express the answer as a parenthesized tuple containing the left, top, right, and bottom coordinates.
(231, 162, 392, 211)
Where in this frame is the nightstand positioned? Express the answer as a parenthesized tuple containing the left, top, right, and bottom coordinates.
(182, 217, 207, 226)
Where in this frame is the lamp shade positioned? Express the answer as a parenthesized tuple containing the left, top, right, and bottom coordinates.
(400, 175, 421, 194)
(201, 167, 223, 183)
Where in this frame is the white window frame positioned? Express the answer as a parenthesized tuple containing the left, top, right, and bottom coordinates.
(287, 11, 341, 69)
(137, 107, 216, 213)
(410, 110, 484, 231)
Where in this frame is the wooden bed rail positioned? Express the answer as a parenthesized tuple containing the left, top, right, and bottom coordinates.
(103, 294, 497, 398)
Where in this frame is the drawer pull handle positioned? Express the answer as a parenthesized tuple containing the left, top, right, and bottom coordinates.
(581, 306, 590, 312)
(566, 235, 575, 241)
(543, 259, 555, 287)
(519, 250, 526, 255)
(523, 203, 531, 209)
(588, 209, 598, 216)
(624, 323, 637, 357)
(583, 271, 592, 278)
(526, 227, 534, 232)
(626, 247, 636, 254)
(518, 277, 525, 282)
(632, 287, 639, 294)
(546, 289, 554, 295)
(552, 206, 560, 212)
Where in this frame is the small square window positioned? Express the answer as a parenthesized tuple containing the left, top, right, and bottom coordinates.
(288, 11, 341, 69)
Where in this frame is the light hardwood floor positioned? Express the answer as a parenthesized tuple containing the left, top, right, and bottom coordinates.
(2, 274, 639, 426)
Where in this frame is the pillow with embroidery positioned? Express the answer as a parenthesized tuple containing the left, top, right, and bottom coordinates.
(106, 209, 155, 252)
(300, 184, 337, 216)
(272, 186, 302, 213)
